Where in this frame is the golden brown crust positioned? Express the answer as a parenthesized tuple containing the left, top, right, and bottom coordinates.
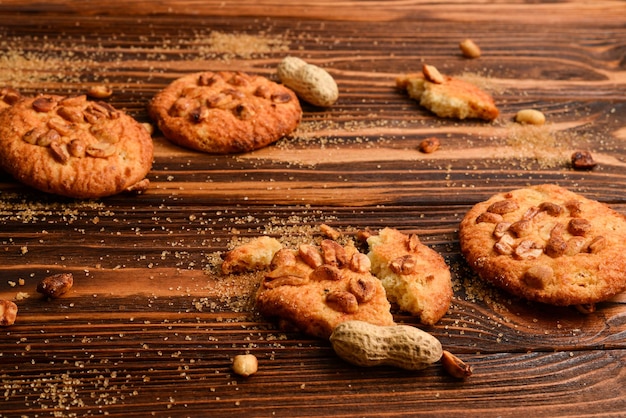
(396, 72, 499, 121)
(459, 184, 626, 306)
(0, 94, 153, 199)
(367, 228, 453, 325)
(148, 71, 302, 154)
(255, 240, 395, 339)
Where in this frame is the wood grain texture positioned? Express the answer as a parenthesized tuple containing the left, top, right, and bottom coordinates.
(1, 1, 625, 416)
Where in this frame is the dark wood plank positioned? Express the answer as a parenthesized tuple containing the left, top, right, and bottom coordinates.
(1, 1, 625, 416)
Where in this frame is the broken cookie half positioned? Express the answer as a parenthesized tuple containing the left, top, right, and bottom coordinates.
(367, 227, 453, 325)
(396, 64, 499, 121)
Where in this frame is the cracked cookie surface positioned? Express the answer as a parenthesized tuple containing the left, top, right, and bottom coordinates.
(148, 71, 302, 154)
(0, 94, 153, 198)
(459, 184, 626, 306)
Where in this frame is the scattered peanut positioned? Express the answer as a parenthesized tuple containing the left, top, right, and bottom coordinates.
(277, 56, 339, 107)
(0, 300, 18, 326)
(422, 64, 445, 84)
(232, 354, 258, 377)
(515, 109, 545, 125)
(419, 137, 440, 153)
(571, 150, 597, 170)
(441, 350, 473, 379)
(329, 320, 443, 370)
(36, 273, 73, 298)
(86, 84, 113, 99)
(459, 38, 481, 59)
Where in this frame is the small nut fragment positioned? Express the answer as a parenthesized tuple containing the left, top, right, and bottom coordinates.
(50, 142, 70, 164)
(57, 106, 84, 123)
(493, 234, 515, 255)
(232, 354, 258, 377)
(270, 248, 297, 269)
(515, 109, 545, 125)
(441, 350, 473, 379)
(493, 222, 511, 238)
(349, 276, 377, 303)
(406, 234, 420, 252)
(37, 273, 74, 298)
(564, 200, 583, 217)
(567, 218, 591, 236)
(326, 290, 359, 314)
(545, 224, 567, 258)
(32, 96, 57, 113)
(349, 252, 371, 273)
(37, 129, 61, 147)
(0, 300, 18, 326)
(320, 224, 341, 240)
(23, 127, 46, 145)
(476, 212, 503, 224)
(487, 200, 519, 215)
(68, 139, 86, 158)
(571, 150, 597, 170)
(277, 56, 338, 107)
(310, 264, 342, 281)
(389, 254, 418, 275)
(422, 64, 445, 84)
(418, 137, 440, 153)
(523, 265, 554, 289)
(125, 178, 150, 194)
(459, 39, 481, 59)
(298, 244, 323, 268)
(86, 85, 113, 99)
(508, 219, 532, 237)
(586, 236, 606, 254)
(514, 240, 543, 260)
(538, 202, 563, 217)
(320, 239, 347, 266)
(86, 143, 116, 158)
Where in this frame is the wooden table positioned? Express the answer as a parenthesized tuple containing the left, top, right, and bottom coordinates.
(1, 1, 625, 416)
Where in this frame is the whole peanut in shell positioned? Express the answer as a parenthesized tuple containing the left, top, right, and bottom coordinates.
(277, 56, 339, 107)
(329, 320, 442, 370)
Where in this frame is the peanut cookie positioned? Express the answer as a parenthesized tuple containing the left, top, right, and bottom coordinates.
(367, 228, 453, 325)
(256, 240, 395, 339)
(148, 71, 302, 154)
(396, 68, 499, 121)
(459, 184, 626, 306)
(0, 94, 153, 198)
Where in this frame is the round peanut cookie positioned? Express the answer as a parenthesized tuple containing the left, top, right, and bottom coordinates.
(148, 71, 302, 154)
(0, 94, 153, 199)
(459, 184, 626, 306)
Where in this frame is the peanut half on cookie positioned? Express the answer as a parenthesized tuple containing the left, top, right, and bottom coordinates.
(0, 94, 153, 199)
(459, 184, 626, 306)
(148, 71, 302, 154)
